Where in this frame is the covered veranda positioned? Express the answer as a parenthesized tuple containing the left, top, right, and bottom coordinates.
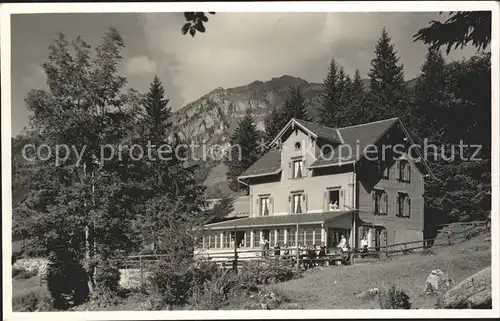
(195, 210, 356, 261)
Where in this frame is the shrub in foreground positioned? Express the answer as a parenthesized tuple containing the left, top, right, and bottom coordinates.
(238, 259, 302, 287)
(47, 250, 89, 310)
(377, 284, 412, 309)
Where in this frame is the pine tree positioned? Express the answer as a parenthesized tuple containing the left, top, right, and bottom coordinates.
(134, 76, 206, 254)
(410, 48, 451, 142)
(344, 69, 366, 126)
(143, 75, 172, 143)
(367, 28, 408, 120)
(319, 59, 341, 127)
(224, 108, 260, 192)
(265, 85, 310, 141)
(282, 85, 310, 122)
(265, 106, 286, 141)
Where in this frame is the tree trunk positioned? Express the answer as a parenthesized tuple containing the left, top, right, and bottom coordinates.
(442, 267, 491, 309)
(83, 163, 95, 294)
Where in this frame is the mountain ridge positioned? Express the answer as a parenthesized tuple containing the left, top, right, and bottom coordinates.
(170, 74, 417, 198)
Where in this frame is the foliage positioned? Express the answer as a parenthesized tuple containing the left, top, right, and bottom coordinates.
(47, 249, 90, 310)
(367, 28, 408, 121)
(95, 260, 121, 293)
(132, 75, 207, 253)
(238, 259, 302, 287)
(205, 194, 235, 224)
(182, 12, 216, 37)
(265, 106, 285, 141)
(265, 85, 310, 142)
(148, 257, 217, 308)
(224, 108, 261, 192)
(189, 268, 240, 310)
(282, 85, 310, 122)
(413, 11, 491, 54)
(318, 59, 348, 127)
(12, 290, 53, 312)
(16, 28, 141, 299)
(377, 284, 412, 309)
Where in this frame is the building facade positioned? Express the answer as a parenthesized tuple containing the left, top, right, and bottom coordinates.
(196, 117, 434, 260)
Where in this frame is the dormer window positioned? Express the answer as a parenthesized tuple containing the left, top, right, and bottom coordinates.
(293, 159, 304, 178)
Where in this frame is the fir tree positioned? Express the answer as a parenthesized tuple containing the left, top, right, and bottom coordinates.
(282, 85, 310, 122)
(410, 48, 451, 142)
(367, 28, 408, 120)
(265, 106, 286, 141)
(224, 108, 260, 192)
(265, 85, 310, 141)
(142, 75, 172, 143)
(318, 59, 344, 127)
(344, 69, 366, 126)
(134, 76, 206, 254)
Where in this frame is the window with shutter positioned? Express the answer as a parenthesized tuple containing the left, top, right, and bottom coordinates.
(405, 197, 411, 217)
(292, 194, 303, 214)
(371, 191, 376, 213)
(383, 193, 388, 215)
(303, 160, 308, 177)
(270, 197, 274, 215)
(397, 194, 402, 216)
(395, 161, 400, 180)
(407, 164, 412, 182)
(379, 193, 384, 214)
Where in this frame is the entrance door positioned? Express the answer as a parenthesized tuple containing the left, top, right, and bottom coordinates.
(327, 228, 349, 248)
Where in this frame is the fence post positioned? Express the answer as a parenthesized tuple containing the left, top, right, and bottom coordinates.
(139, 256, 143, 285)
(295, 223, 300, 272)
(233, 236, 238, 272)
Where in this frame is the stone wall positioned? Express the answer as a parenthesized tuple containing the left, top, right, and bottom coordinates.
(13, 258, 49, 275)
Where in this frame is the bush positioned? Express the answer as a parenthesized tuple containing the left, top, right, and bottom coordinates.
(238, 259, 301, 287)
(189, 268, 239, 310)
(47, 250, 89, 310)
(377, 285, 412, 309)
(148, 257, 217, 307)
(95, 261, 121, 293)
(13, 290, 53, 312)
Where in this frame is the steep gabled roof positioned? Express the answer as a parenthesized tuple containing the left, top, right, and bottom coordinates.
(238, 148, 281, 180)
(269, 118, 342, 147)
(310, 118, 399, 168)
(294, 119, 343, 144)
(238, 117, 435, 180)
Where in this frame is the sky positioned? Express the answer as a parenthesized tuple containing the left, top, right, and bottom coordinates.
(10, 12, 483, 136)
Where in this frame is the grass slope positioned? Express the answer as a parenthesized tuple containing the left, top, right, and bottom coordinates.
(263, 235, 490, 309)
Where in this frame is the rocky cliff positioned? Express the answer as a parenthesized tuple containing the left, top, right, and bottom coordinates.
(172, 75, 324, 148)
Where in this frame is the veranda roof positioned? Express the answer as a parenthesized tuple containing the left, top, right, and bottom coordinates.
(204, 210, 354, 230)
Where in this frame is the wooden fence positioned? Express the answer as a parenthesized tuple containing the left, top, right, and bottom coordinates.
(121, 220, 489, 273)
